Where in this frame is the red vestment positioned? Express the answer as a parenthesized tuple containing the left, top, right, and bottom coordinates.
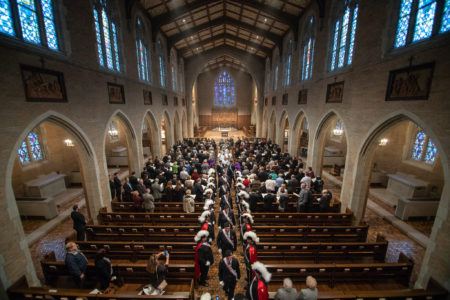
(194, 242, 203, 279)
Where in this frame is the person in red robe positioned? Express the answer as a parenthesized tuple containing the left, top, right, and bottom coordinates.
(248, 261, 271, 300)
(194, 230, 214, 287)
(243, 231, 259, 282)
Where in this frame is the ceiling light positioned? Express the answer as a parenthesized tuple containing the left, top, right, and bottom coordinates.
(379, 138, 388, 146)
(64, 139, 74, 147)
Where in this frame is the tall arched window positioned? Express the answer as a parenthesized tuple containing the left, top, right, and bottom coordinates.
(93, 0, 121, 71)
(282, 39, 293, 87)
(394, 0, 450, 48)
(301, 16, 315, 81)
(157, 39, 166, 88)
(411, 128, 437, 164)
(330, 0, 359, 71)
(18, 131, 44, 165)
(136, 17, 150, 82)
(214, 71, 235, 105)
(179, 61, 184, 93)
(0, 0, 59, 50)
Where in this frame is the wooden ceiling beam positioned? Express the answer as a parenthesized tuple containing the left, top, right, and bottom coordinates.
(178, 33, 272, 57)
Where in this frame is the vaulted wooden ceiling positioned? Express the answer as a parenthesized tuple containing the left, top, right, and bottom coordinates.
(139, 0, 312, 59)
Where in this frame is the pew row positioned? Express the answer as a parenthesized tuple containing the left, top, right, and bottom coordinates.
(251, 208, 354, 225)
(248, 200, 341, 213)
(111, 201, 204, 213)
(98, 208, 202, 225)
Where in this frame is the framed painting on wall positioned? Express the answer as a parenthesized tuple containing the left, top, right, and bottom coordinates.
(385, 62, 434, 101)
(20, 65, 67, 102)
(107, 82, 125, 104)
(143, 90, 152, 105)
(326, 81, 344, 103)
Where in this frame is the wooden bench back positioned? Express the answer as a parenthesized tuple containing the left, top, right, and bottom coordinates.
(111, 202, 203, 213)
(98, 208, 201, 225)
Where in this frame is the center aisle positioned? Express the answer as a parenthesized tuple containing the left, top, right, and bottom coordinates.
(197, 154, 247, 298)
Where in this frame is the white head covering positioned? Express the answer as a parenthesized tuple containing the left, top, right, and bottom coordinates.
(252, 261, 272, 282)
(194, 230, 209, 242)
(198, 210, 211, 223)
(203, 188, 213, 195)
(243, 231, 259, 243)
(238, 191, 249, 199)
(203, 199, 214, 210)
(242, 213, 254, 224)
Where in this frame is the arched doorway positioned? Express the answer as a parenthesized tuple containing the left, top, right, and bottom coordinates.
(104, 112, 139, 180)
(174, 111, 181, 143)
(4, 112, 103, 286)
(312, 112, 348, 179)
(161, 111, 173, 155)
(291, 111, 309, 159)
(269, 111, 276, 142)
(279, 112, 289, 153)
(142, 111, 161, 161)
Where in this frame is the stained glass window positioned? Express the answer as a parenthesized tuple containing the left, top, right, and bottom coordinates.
(301, 16, 315, 81)
(136, 17, 150, 82)
(264, 58, 270, 93)
(283, 40, 292, 87)
(395, 0, 449, 48)
(214, 71, 235, 106)
(273, 63, 279, 91)
(410, 128, 437, 164)
(0, 0, 59, 50)
(171, 65, 177, 91)
(330, 0, 359, 71)
(17, 131, 44, 165)
(157, 40, 166, 88)
(93, 0, 120, 71)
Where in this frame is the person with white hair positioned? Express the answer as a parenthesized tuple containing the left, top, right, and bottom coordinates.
(297, 276, 318, 300)
(194, 230, 214, 287)
(199, 211, 215, 243)
(243, 231, 259, 283)
(183, 189, 195, 213)
(218, 205, 235, 228)
(274, 278, 298, 300)
(248, 261, 270, 300)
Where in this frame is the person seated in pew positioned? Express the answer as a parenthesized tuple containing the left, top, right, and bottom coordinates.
(219, 205, 236, 229)
(65, 242, 88, 288)
(243, 231, 259, 284)
(94, 248, 114, 291)
(199, 210, 215, 243)
(217, 222, 237, 256)
(297, 276, 318, 300)
(318, 189, 333, 212)
(183, 189, 195, 213)
(142, 188, 155, 213)
(274, 278, 297, 300)
(248, 261, 270, 300)
(194, 230, 214, 287)
(219, 250, 241, 300)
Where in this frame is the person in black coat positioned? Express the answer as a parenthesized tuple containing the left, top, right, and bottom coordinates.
(286, 175, 299, 194)
(219, 250, 241, 300)
(318, 189, 333, 212)
(195, 230, 214, 287)
(217, 222, 237, 255)
(123, 177, 133, 202)
(71, 204, 86, 241)
(220, 190, 233, 210)
(65, 242, 88, 288)
(113, 172, 122, 202)
(94, 248, 113, 290)
(193, 179, 204, 201)
(129, 171, 139, 190)
(218, 206, 235, 228)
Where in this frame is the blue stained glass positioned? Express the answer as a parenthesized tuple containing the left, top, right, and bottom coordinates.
(425, 139, 437, 163)
(18, 141, 30, 164)
(338, 7, 350, 68)
(93, 9, 104, 66)
(395, 0, 413, 47)
(112, 23, 119, 71)
(348, 4, 358, 65)
(273, 64, 279, 90)
(102, 9, 113, 69)
(284, 55, 291, 86)
(0, 0, 15, 36)
(214, 71, 235, 105)
(41, 0, 58, 50)
(413, 0, 437, 42)
(18, 0, 40, 44)
(28, 132, 42, 160)
(159, 55, 165, 87)
(440, 0, 450, 32)
(412, 131, 426, 160)
(331, 20, 339, 71)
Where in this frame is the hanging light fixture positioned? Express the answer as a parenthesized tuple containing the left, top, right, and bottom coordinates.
(64, 139, 74, 147)
(379, 138, 388, 146)
(333, 128, 343, 136)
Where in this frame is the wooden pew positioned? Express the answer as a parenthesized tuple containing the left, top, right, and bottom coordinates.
(252, 223, 368, 242)
(111, 201, 204, 213)
(41, 253, 194, 286)
(251, 208, 353, 225)
(74, 241, 196, 261)
(86, 224, 197, 242)
(263, 253, 414, 288)
(254, 235, 388, 263)
(8, 276, 194, 300)
(248, 200, 341, 213)
(98, 208, 202, 225)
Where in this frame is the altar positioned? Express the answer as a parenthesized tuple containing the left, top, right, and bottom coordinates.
(107, 146, 128, 167)
(387, 173, 430, 199)
(323, 146, 345, 166)
(25, 172, 67, 198)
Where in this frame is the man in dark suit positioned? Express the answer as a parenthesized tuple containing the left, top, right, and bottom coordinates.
(136, 179, 147, 197)
(219, 250, 241, 300)
(218, 206, 235, 228)
(217, 222, 237, 255)
(287, 174, 299, 194)
(194, 178, 204, 201)
(129, 171, 138, 190)
(113, 172, 122, 202)
(71, 204, 86, 241)
(123, 177, 133, 202)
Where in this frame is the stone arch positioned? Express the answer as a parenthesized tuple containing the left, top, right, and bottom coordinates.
(173, 110, 181, 143)
(161, 110, 173, 152)
(268, 110, 277, 142)
(290, 110, 309, 157)
(4, 111, 103, 286)
(278, 111, 290, 152)
(311, 109, 349, 177)
(103, 110, 140, 174)
(348, 110, 450, 290)
(142, 110, 162, 159)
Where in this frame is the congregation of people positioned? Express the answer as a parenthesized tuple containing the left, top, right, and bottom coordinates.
(69, 137, 330, 299)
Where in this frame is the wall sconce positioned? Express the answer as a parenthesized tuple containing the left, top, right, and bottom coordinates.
(108, 128, 119, 138)
(333, 128, 343, 136)
(64, 139, 74, 147)
(379, 138, 388, 146)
